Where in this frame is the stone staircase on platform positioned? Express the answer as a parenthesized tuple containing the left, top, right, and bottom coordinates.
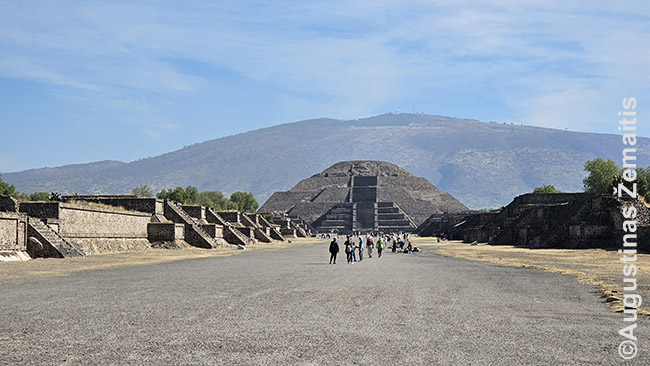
(239, 214, 273, 243)
(287, 215, 317, 236)
(247, 213, 285, 241)
(287, 219, 308, 237)
(27, 219, 85, 258)
(164, 200, 224, 248)
(272, 217, 298, 238)
(206, 208, 254, 246)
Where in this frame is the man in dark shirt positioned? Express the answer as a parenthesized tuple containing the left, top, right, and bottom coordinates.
(329, 238, 339, 264)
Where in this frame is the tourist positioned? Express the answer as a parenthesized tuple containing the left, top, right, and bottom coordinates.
(344, 237, 353, 264)
(367, 236, 374, 258)
(329, 238, 339, 264)
(407, 240, 413, 254)
(377, 237, 384, 258)
(351, 238, 357, 262)
(358, 237, 364, 261)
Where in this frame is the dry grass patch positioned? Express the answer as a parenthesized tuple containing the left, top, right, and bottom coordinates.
(66, 200, 130, 211)
(413, 237, 650, 317)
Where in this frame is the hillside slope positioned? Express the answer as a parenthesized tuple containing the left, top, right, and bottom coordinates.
(4, 113, 648, 209)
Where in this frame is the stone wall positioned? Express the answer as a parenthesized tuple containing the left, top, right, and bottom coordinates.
(58, 203, 150, 238)
(218, 211, 241, 225)
(57, 203, 152, 254)
(0, 212, 27, 251)
(0, 195, 19, 212)
(19, 202, 59, 219)
(19, 201, 153, 255)
(181, 205, 205, 221)
(236, 226, 254, 238)
(148, 223, 185, 242)
(200, 224, 223, 239)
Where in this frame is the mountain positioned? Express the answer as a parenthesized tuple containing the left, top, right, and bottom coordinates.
(3, 113, 648, 209)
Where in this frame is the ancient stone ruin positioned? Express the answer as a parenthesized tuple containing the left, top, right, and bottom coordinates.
(0, 194, 289, 260)
(417, 193, 650, 252)
(259, 160, 468, 234)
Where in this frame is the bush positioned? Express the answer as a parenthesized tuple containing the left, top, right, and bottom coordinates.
(532, 185, 563, 194)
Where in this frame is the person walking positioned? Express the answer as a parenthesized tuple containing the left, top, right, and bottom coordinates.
(377, 237, 384, 258)
(329, 238, 339, 264)
(367, 236, 374, 258)
(351, 238, 357, 263)
(358, 237, 364, 261)
(344, 238, 353, 264)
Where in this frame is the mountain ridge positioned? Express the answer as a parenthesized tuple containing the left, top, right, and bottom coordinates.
(3, 113, 648, 209)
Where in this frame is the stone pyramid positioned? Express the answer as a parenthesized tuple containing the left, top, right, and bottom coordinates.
(259, 161, 468, 233)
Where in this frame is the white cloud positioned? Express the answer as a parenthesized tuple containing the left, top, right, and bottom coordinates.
(0, 0, 648, 133)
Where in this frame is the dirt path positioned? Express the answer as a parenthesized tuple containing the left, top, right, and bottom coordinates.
(1, 238, 646, 365)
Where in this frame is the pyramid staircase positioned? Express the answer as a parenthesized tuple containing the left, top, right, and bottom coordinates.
(313, 201, 416, 234)
(312, 203, 354, 233)
(376, 202, 417, 233)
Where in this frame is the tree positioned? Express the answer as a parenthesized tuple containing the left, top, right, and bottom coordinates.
(156, 188, 171, 200)
(157, 187, 258, 212)
(198, 191, 237, 211)
(185, 186, 200, 204)
(263, 213, 275, 223)
(132, 184, 153, 198)
(532, 185, 563, 194)
(29, 192, 51, 201)
(156, 186, 200, 204)
(583, 158, 621, 195)
(0, 174, 18, 197)
(229, 191, 259, 213)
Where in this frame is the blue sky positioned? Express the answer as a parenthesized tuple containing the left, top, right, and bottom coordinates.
(1, 0, 649, 172)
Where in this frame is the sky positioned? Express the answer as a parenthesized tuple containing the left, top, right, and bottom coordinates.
(1, 0, 649, 173)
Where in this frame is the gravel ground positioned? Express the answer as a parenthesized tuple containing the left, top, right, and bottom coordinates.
(1, 240, 647, 365)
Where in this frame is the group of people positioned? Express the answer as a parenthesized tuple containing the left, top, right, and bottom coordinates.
(328, 232, 417, 264)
